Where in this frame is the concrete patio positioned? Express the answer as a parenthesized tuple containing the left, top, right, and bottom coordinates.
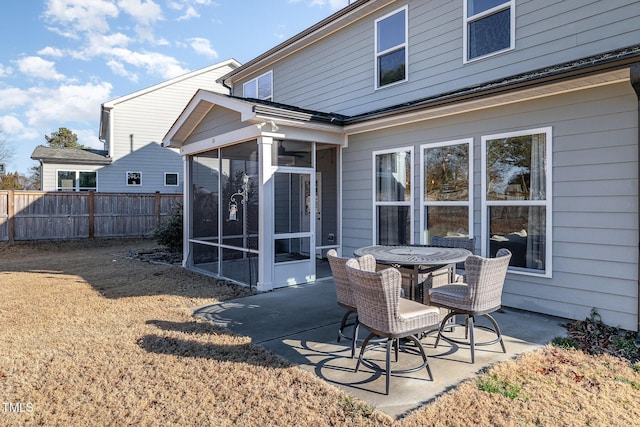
(194, 279, 568, 418)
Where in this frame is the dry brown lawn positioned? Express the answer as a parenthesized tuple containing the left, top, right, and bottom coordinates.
(1, 239, 639, 426)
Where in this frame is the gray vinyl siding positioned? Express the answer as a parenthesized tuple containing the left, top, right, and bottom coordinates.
(101, 62, 237, 193)
(342, 81, 638, 330)
(234, 0, 640, 117)
(184, 106, 244, 145)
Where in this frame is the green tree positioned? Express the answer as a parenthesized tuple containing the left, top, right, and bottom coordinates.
(44, 127, 85, 148)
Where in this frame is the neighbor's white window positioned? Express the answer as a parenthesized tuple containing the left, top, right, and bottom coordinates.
(375, 6, 408, 88)
(57, 170, 97, 192)
(421, 139, 473, 244)
(164, 172, 179, 186)
(243, 70, 273, 101)
(464, 0, 514, 62)
(127, 171, 142, 186)
(481, 127, 552, 277)
(373, 147, 413, 245)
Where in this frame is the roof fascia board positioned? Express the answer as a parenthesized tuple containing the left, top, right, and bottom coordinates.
(178, 124, 264, 156)
(345, 68, 630, 135)
(220, 0, 395, 85)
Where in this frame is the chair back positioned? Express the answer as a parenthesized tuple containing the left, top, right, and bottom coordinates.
(464, 248, 511, 312)
(345, 259, 403, 334)
(327, 250, 376, 309)
(431, 236, 476, 269)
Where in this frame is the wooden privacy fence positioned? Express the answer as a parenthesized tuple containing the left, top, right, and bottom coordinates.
(0, 190, 182, 242)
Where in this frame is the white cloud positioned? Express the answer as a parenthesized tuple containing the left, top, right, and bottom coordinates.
(107, 60, 140, 83)
(44, 0, 120, 36)
(0, 88, 30, 110)
(177, 6, 199, 21)
(0, 64, 12, 78)
(117, 0, 164, 26)
(0, 116, 39, 140)
(37, 47, 65, 58)
(188, 38, 219, 59)
(109, 48, 189, 80)
(169, 0, 217, 21)
(25, 81, 113, 129)
(75, 128, 103, 149)
(290, 0, 349, 9)
(16, 56, 66, 81)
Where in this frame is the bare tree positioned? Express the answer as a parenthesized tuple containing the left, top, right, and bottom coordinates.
(0, 128, 14, 169)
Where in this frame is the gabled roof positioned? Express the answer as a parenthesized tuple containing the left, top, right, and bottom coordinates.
(102, 59, 240, 108)
(162, 90, 347, 146)
(31, 146, 112, 165)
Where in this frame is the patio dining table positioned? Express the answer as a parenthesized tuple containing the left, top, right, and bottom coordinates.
(353, 245, 472, 301)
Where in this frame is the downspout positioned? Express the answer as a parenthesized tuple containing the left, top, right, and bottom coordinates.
(631, 63, 640, 334)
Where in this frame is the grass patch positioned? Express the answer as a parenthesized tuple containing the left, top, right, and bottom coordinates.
(476, 374, 527, 400)
(339, 395, 376, 418)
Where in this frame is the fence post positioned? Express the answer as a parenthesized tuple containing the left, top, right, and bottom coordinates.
(88, 191, 95, 238)
(8, 189, 14, 243)
(155, 191, 161, 226)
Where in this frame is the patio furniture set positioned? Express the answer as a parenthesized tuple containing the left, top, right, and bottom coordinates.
(327, 241, 512, 395)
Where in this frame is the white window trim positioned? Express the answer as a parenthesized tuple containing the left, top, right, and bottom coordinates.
(480, 126, 553, 278)
(242, 70, 273, 101)
(420, 138, 474, 244)
(372, 146, 414, 245)
(56, 169, 97, 192)
(374, 5, 409, 90)
(126, 171, 142, 186)
(463, 0, 515, 64)
(164, 172, 179, 187)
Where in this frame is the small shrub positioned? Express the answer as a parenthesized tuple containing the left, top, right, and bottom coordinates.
(154, 202, 183, 252)
(339, 395, 375, 418)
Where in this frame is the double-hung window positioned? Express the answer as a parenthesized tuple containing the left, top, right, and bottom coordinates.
(481, 127, 552, 276)
(375, 6, 408, 88)
(421, 139, 473, 244)
(373, 147, 413, 245)
(464, 0, 514, 62)
(243, 71, 273, 101)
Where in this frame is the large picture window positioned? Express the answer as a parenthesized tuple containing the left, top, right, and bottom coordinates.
(57, 170, 97, 192)
(373, 147, 413, 245)
(481, 127, 552, 276)
(243, 71, 273, 101)
(421, 139, 473, 244)
(464, 0, 514, 62)
(375, 6, 408, 88)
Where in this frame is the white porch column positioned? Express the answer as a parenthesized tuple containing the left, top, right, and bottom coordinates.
(257, 136, 274, 291)
(182, 155, 192, 268)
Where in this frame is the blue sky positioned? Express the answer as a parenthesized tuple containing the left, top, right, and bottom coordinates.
(0, 0, 350, 174)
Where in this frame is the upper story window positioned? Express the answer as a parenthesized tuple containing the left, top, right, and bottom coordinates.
(243, 71, 273, 101)
(57, 170, 97, 192)
(464, 0, 514, 62)
(375, 6, 408, 89)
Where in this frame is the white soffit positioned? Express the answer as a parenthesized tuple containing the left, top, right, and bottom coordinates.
(344, 69, 630, 135)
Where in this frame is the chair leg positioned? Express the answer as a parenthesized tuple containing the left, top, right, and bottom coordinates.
(385, 338, 392, 395)
(484, 313, 506, 353)
(350, 317, 360, 358)
(468, 315, 475, 364)
(434, 311, 457, 349)
(337, 309, 355, 342)
(408, 334, 433, 381)
(355, 332, 376, 372)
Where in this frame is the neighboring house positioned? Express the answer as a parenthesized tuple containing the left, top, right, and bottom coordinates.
(162, 0, 640, 331)
(32, 59, 240, 193)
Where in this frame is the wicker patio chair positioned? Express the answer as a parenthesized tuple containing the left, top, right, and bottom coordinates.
(345, 259, 440, 395)
(430, 236, 476, 281)
(327, 249, 376, 358)
(428, 248, 512, 363)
